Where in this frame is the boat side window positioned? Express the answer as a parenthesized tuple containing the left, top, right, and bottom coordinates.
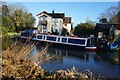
(46, 36, 56, 41)
(68, 39, 85, 44)
(37, 35, 43, 39)
(62, 38, 67, 43)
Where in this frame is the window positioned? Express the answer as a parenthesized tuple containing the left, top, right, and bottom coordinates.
(54, 19, 58, 23)
(68, 39, 85, 45)
(43, 25, 47, 30)
(37, 35, 43, 39)
(46, 36, 57, 41)
(41, 16, 47, 21)
(62, 38, 67, 43)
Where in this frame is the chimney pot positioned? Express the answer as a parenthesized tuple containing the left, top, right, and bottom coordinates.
(52, 10, 54, 14)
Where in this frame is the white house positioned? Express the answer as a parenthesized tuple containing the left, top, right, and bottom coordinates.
(37, 10, 72, 35)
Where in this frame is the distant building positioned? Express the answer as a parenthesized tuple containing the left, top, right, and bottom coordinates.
(37, 10, 72, 35)
(95, 2, 120, 40)
(95, 23, 120, 40)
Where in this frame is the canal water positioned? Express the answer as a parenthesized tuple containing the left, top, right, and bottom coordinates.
(31, 43, 120, 78)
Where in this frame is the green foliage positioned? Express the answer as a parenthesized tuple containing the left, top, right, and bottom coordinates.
(1, 4, 15, 33)
(1, 2, 36, 50)
(73, 22, 95, 37)
(52, 29, 59, 35)
(1, 26, 9, 36)
(11, 9, 35, 32)
(2, 14, 15, 32)
(2, 36, 11, 50)
(2, 4, 9, 16)
(1, 3, 36, 33)
(61, 28, 69, 36)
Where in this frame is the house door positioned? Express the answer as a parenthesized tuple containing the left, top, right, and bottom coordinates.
(42, 25, 47, 33)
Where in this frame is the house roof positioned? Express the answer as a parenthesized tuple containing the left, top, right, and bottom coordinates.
(49, 13, 65, 18)
(63, 17, 71, 23)
(37, 11, 65, 18)
(37, 11, 48, 16)
(95, 23, 120, 32)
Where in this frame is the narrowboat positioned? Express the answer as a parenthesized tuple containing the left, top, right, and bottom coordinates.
(85, 46, 97, 51)
(21, 29, 97, 51)
(21, 33, 88, 47)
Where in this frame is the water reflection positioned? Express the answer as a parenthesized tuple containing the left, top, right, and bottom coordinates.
(31, 44, 120, 78)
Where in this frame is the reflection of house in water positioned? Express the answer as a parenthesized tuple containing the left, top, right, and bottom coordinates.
(48, 48, 90, 62)
(46, 48, 64, 64)
(94, 51, 120, 64)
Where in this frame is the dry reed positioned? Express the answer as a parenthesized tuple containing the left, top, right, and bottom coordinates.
(2, 40, 52, 78)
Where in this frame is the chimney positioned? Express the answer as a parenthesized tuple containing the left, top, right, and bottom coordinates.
(52, 10, 54, 14)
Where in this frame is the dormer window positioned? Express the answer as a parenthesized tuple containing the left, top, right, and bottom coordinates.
(41, 15, 47, 21)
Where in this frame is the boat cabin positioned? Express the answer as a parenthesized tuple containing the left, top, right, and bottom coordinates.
(33, 34, 88, 47)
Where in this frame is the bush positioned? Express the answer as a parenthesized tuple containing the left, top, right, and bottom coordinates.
(2, 36, 11, 50)
(73, 23, 95, 37)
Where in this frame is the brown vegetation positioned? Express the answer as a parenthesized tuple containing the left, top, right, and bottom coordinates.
(2, 41, 45, 78)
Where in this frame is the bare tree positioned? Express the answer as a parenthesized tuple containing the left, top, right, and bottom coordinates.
(99, 6, 119, 23)
(8, 3, 27, 16)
